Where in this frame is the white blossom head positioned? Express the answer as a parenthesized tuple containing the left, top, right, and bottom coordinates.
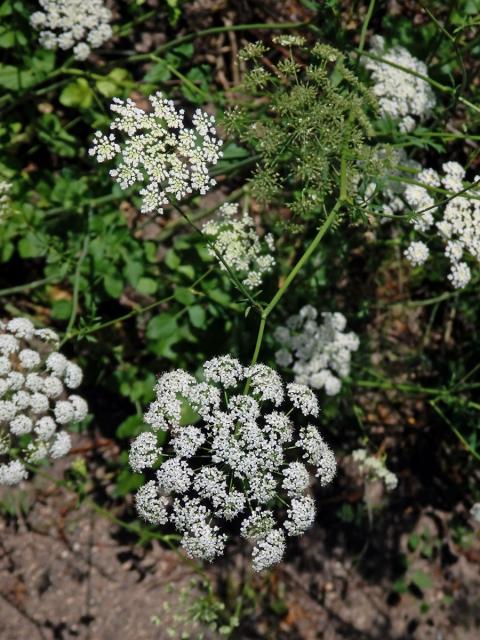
(89, 93, 223, 214)
(129, 356, 337, 570)
(30, 0, 113, 60)
(363, 36, 436, 131)
(203, 203, 276, 290)
(274, 306, 359, 396)
(0, 318, 88, 486)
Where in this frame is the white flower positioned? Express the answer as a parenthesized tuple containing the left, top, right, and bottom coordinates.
(135, 481, 169, 525)
(470, 503, 480, 523)
(129, 432, 160, 472)
(282, 462, 310, 497)
(46, 352, 68, 376)
(375, 159, 479, 290)
(89, 93, 223, 215)
(54, 400, 74, 424)
(448, 261, 471, 289)
(404, 241, 430, 266)
(203, 203, 275, 290)
(0, 460, 28, 486)
(252, 529, 286, 571)
(284, 495, 316, 536)
(275, 307, 359, 396)
(157, 458, 193, 494)
(0, 318, 86, 484)
(297, 425, 337, 486)
(287, 383, 319, 417)
(31, 0, 112, 58)
(10, 415, 33, 436)
(50, 432, 72, 459)
(130, 356, 337, 569)
(363, 35, 436, 131)
(35, 416, 57, 441)
(64, 362, 83, 389)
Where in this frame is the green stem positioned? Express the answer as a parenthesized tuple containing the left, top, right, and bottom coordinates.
(246, 200, 341, 382)
(265, 202, 341, 318)
(357, 0, 376, 57)
(60, 216, 91, 347)
(430, 400, 480, 462)
(63, 268, 214, 342)
(0, 274, 61, 298)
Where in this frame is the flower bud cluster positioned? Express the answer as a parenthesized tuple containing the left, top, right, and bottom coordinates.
(89, 93, 223, 214)
(30, 0, 113, 61)
(352, 449, 398, 491)
(274, 306, 359, 396)
(129, 355, 336, 571)
(203, 203, 276, 290)
(363, 35, 436, 132)
(0, 318, 87, 486)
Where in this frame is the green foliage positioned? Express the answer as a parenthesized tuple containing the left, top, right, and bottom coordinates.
(225, 39, 383, 219)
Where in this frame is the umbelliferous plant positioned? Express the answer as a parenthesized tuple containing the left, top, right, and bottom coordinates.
(89, 92, 224, 214)
(224, 37, 381, 219)
(129, 356, 336, 571)
(0, 318, 87, 485)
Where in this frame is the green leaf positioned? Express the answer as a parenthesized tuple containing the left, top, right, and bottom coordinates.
(116, 414, 144, 439)
(113, 468, 143, 497)
(18, 232, 46, 258)
(59, 78, 94, 109)
(0, 64, 35, 90)
(173, 286, 194, 306)
(103, 274, 124, 298)
(165, 249, 180, 270)
(96, 68, 131, 97)
(137, 277, 158, 295)
(147, 313, 177, 340)
(123, 260, 143, 286)
(143, 59, 171, 83)
(188, 304, 206, 328)
(51, 299, 73, 320)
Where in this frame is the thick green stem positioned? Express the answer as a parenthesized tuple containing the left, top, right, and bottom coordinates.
(264, 202, 341, 319)
(246, 200, 342, 379)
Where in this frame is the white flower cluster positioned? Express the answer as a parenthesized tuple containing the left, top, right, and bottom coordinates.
(274, 306, 359, 397)
(0, 181, 12, 220)
(130, 355, 336, 571)
(352, 449, 398, 491)
(0, 318, 88, 486)
(203, 203, 276, 290)
(400, 162, 480, 289)
(30, 0, 113, 61)
(89, 93, 223, 215)
(363, 35, 436, 132)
